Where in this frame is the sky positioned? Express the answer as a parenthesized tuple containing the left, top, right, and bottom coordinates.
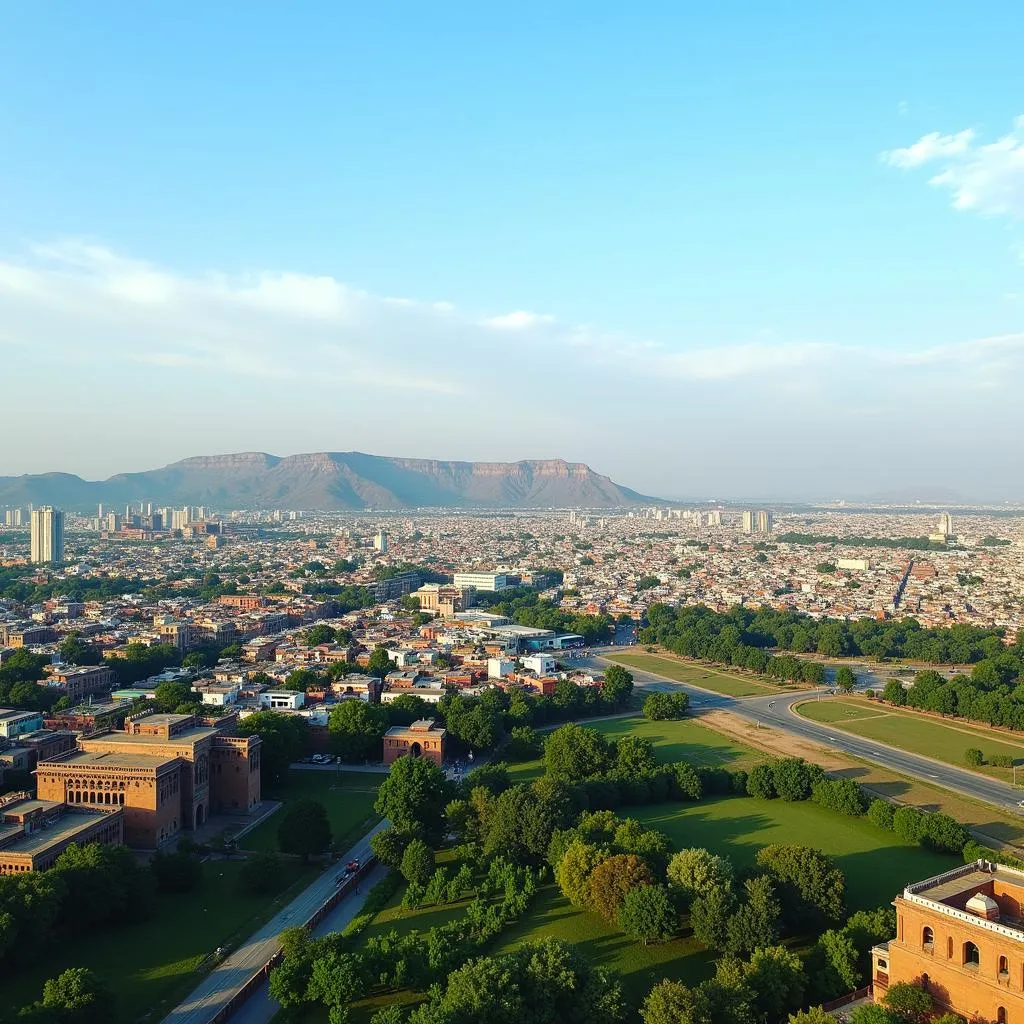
(2, 2, 1024, 502)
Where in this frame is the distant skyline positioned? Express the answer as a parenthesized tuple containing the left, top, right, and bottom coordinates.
(2, 3, 1023, 501)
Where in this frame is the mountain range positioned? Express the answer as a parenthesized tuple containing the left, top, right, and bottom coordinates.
(0, 452, 657, 511)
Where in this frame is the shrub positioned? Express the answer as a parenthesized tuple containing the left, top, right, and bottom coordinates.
(920, 813, 969, 854)
(883, 981, 932, 1023)
(892, 806, 926, 844)
(864, 688, 875, 698)
(867, 799, 895, 831)
(401, 838, 435, 886)
(812, 778, 868, 817)
(699, 767, 733, 795)
(990, 754, 1015, 768)
(964, 747, 984, 766)
(771, 758, 818, 801)
(729, 769, 748, 794)
(672, 762, 703, 801)
(747, 762, 777, 800)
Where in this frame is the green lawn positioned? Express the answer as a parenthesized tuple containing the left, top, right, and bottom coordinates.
(7, 858, 317, 1024)
(509, 715, 764, 783)
(606, 653, 781, 698)
(350, 792, 952, 1012)
(242, 769, 381, 853)
(796, 699, 1024, 780)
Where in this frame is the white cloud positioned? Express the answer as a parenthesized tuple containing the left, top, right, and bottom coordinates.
(482, 310, 556, 330)
(882, 129, 975, 169)
(883, 116, 1024, 217)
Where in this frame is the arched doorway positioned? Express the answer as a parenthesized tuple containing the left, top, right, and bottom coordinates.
(195, 804, 205, 828)
(409, 742, 422, 758)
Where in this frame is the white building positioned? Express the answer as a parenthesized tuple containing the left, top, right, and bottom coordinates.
(522, 654, 556, 675)
(453, 571, 511, 592)
(373, 531, 389, 553)
(487, 658, 515, 679)
(30, 506, 64, 564)
(259, 691, 306, 710)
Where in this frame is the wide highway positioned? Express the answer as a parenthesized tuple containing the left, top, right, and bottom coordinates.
(584, 650, 1024, 818)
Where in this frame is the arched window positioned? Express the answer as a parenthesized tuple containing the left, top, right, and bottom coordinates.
(1000, 956, 1010, 977)
(964, 941, 981, 968)
(998, 1008, 1006, 1024)
(948, 937, 954, 958)
(923, 926, 934, 948)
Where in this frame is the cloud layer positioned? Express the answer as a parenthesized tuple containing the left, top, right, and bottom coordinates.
(2, 240, 1023, 497)
(883, 116, 1024, 217)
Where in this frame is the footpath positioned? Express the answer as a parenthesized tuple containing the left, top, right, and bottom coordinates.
(160, 820, 388, 1024)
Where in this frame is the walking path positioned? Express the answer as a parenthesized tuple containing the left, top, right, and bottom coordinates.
(160, 821, 388, 1024)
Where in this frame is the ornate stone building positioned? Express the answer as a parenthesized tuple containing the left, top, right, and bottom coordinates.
(36, 711, 261, 849)
(383, 719, 446, 767)
(874, 861, 1024, 1023)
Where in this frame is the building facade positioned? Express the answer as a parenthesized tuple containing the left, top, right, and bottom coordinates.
(36, 711, 261, 849)
(30, 506, 64, 564)
(383, 719, 446, 767)
(873, 861, 1024, 1024)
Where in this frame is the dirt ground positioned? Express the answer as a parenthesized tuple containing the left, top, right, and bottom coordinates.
(698, 708, 1024, 852)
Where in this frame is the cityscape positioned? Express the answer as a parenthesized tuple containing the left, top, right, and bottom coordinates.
(4, 6, 1024, 1024)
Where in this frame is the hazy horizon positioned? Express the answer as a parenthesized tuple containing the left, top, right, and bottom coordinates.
(3, 4, 1023, 501)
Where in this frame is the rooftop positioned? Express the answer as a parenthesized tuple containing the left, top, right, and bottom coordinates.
(41, 749, 180, 771)
(0, 806, 121, 856)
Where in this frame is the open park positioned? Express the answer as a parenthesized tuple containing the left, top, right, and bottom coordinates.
(340, 714, 960, 1020)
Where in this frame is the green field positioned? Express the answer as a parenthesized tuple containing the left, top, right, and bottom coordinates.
(242, 769, 381, 853)
(606, 652, 781, 697)
(797, 699, 1024, 779)
(7, 858, 317, 1024)
(509, 715, 764, 783)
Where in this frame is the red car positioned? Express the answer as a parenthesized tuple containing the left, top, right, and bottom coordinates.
(345, 859, 360, 873)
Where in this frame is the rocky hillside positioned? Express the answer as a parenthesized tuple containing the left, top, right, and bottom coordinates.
(0, 451, 657, 511)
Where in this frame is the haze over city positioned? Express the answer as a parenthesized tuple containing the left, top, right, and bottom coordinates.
(3, 4, 1024, 500)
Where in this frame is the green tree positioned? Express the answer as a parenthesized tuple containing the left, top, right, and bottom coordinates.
(328, 700, 389, 762)
(374, 755, 451, 841)
(964, 747, 984, 766)
(237, 711, 309, 784)
(666, 848, 734, 905)
(742, 945, 806, 1023)
(643, 691, 690, 720)
(614, 735, 658, 777)
(787, 1009, 835, 1024)
(29, 968, 116, 1024)
(617, 883, 678, 944)
(555, 840, 608, 908)
(726, 875, 781, 954)
(690, 885, 737, 951)
(153, 680, 194, 712)
(835, 666, 857, 692)
(278, 800, 332, 861)
(755, 844, 845, 928)
(506, 725, 541, 760)
(770, 758, 818, 801)
(370, 826, 411, 868)
(746, 762, 777, 799)
(366, 646, 394, 679)
(586, 853, 654, 923)
(304, 624, 337, 646)
(882, 680, 907, 706)
(400, 838, 435, 886)
(602, 664, 634, 707)
(284, 667, 321, 692)
(543, 723, 612, 781)
(883, 982, 932, 1024)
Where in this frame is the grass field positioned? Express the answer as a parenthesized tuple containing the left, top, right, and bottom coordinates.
(242, 769, 381, 853)
(796, 699, 1024, 781)
(606, 652, 782, 698)
(7, 858, 317, 1024)
(508, 715, 764, 783)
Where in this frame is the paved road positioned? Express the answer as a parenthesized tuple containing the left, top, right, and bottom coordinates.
(161, 821, 388, 1024)
(585, 654, 1024, 818)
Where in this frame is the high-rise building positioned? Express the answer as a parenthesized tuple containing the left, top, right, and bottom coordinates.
(30, 506, 64, 564)
(755, 510, 773, 534)
(741, 511, 754, 534)
(373, 530, 389, 553)
(938, 513, 953, 538)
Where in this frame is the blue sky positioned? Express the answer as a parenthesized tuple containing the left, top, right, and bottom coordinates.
(2, 3, 1023, 500)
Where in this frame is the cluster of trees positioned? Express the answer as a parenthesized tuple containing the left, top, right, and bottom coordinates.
(269, 857, 546, 1024)
(643, 691, 690, 720)
(641, 602, 1014, 667)
(323, 668, 634, 765)
(880, 666, 1024, 731)
(481, 590, 613, 644)
(0, 650, 56, 711)
(0, 568, 149, 604)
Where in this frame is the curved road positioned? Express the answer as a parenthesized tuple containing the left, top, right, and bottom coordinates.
(585, 652, 1024, 818)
